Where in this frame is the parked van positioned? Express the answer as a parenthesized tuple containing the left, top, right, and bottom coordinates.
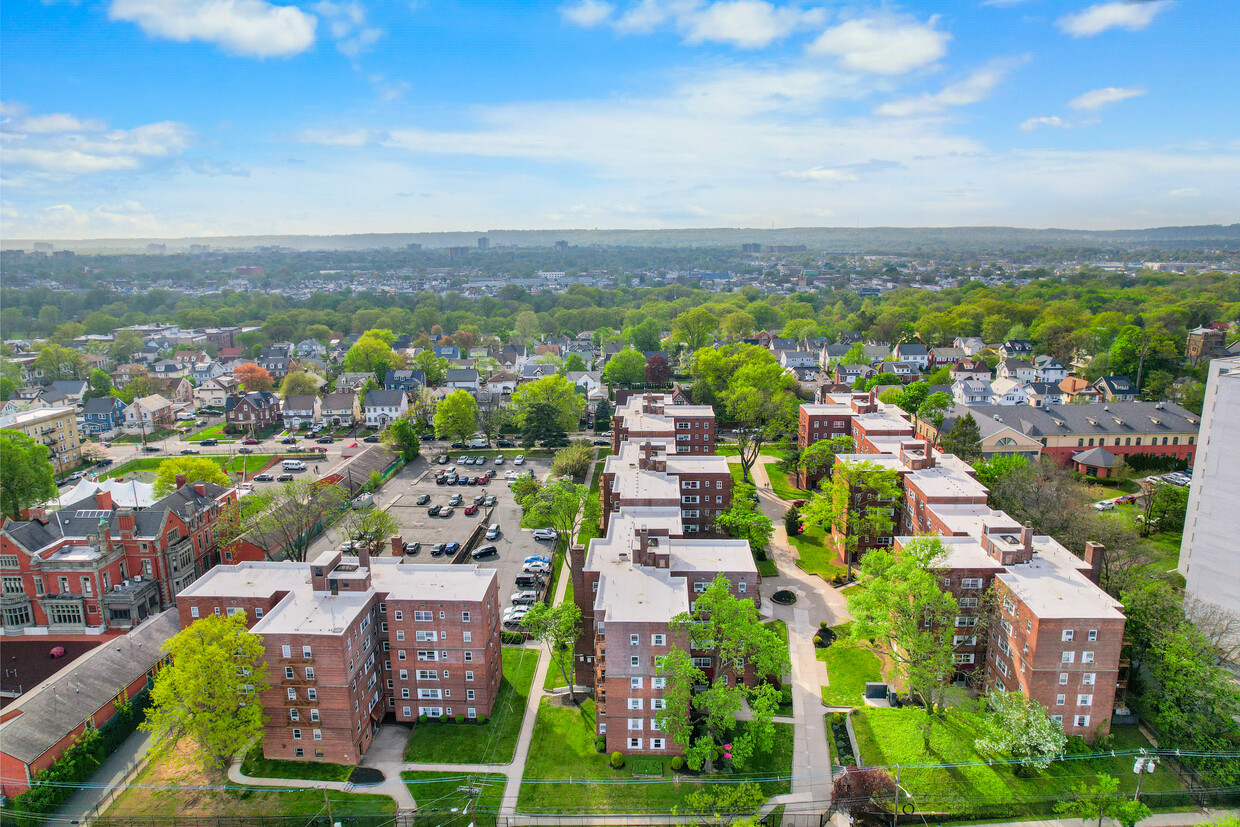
(468, 438, 488, 449)
(282, 459, 307, 472)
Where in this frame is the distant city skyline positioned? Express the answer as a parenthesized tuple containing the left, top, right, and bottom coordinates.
(2, 0, 1237, 239)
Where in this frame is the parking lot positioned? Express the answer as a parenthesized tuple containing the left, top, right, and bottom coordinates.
(310, 450, 558, 625)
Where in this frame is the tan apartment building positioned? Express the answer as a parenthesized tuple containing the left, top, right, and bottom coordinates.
(0, 406, 82, 473)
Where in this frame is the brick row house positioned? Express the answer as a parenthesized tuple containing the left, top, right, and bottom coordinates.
(577, 392, 762, 756)
(177, 547, 501, 765)
(0, 481, 237, 634)
(226, 391, 281, 432)
(815, 397, 1129, 741)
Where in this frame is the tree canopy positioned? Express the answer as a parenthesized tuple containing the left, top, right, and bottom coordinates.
(0, 430, 58, 519)
(153, 457, 231, 497)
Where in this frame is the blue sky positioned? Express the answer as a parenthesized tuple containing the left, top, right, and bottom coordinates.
(2, 0, 1237, 239)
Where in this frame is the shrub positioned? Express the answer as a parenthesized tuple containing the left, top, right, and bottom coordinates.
(670, 756, 685, 772)
(595, 737, 607, 753)
(610, 751, 625, 769)
(784, 506, 802, 536)
(477, 715, 488, 724)
(813, 635, 822, 646)
(771, 589, 797, 605)
(501, 631, 525, 645)
(755, 548, 768, 561)
(419, 714, 428, 723)
(1064, 735, 1091, 755)
(455, 714, 466, 724)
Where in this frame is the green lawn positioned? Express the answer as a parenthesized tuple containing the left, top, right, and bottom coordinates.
(817, 635, 882, 707)
(788, 525, 847, 581)
(185, 424, 237, 443)
(729, 463, 746, 485)
(544, 578, 578, 690)
(516, 698, 794, 814)
(402, 771, 507, 827)
(240, 744, 352, 782)
(226, 454, 278, 474)
(851, 708, 1188, 818)
(766, 470, 809, 501)
(756, 557, 779, 578)
(403, 647, 538, 764)
(715, 445, 792, 459)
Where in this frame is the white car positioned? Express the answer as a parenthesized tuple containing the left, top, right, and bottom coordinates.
(485, 523, 501, 540)
(503, 606, 530, 623)
(532, 528, 558, 541)
(523, 561, 551, 575)
(1092, 501, 1115, 512)
(494, 456, 505, 465)
(504, 470, 519, 480)
(514, 455, 525, 466)
(510, 590, 539, 605)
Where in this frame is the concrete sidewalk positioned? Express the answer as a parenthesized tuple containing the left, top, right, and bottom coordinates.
(54, 727, 156, 825)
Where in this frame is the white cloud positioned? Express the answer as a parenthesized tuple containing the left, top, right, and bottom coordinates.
(1057, 1, 1172, 37)
(780, 166, 856, 182)
(369, 74, 410, 101)
(1167, 187, 1200, 197)
(679, 1, 808, 49)
(560, 0, 614, 28)
(313, 1, 383, 57)
(809, 14, 949, 75)
(108, 0, 317, 58)
(1, 108, 192, 180)
(1068, 86, 1146, 110)
(877, 56, 1025, 116)
(1020, 115, 1070, 131)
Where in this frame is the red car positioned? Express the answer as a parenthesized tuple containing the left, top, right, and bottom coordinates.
(464, 504, 479, 516)
(242, 438, 260, 445)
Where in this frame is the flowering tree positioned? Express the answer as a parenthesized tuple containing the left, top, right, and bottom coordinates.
(974, 690, 1067, 773)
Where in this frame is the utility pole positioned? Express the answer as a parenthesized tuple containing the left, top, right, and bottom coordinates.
(893, 764, 900, 827)
(1134, 749, 1157, 800)
(324, 788, 334, 825)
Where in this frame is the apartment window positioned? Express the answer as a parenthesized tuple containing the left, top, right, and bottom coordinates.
(961, 578, 983, 590)
(1088, 629, 1098, 642)
(631, 677, 643, 689)
(402, 688, 411, 698)
(958, 597, 978, 609)
(312, 729, 322, 741)
(254, 607, 263, 619)
(287, 688, 297, 700)
(310, 708, 320, 722)
(1055, 694, 1066, 706)
(307, 688, 317, 701)
(190, 606, 200, 619)
(738, 581, 747, 594)
(285, 666, 295, 679)
(1002, 598, 1016, 614)
(628, 698, 643, 710)
(295, 748, 304, 757)
(1052, 715, 1064, 724)
(464, 652, 473, 662)
(652, 634, 665, 646)
(466, 670, 474, 681)
(292, 729, 302, 740)
(403, 706, 412, 717)
(290, 709, 299, 721)
(691, 657, 711, 668)
(398, 650, 407, 661)
(413, 611, 432, 622)
(1082, 672, 1095, 686)
(693, 582, 708, 594)
(629, 655, 640, 668)
(1059, 672, 1069, 685)
(1074, 715, 1090, 728)
(400, 669, 409, 680)
(282, 645, 292, 658)
(462, 611, 471, 623)
(651, 738, 665, 750)
(467, 689, 475, 700)
(628, 738, 642, 749)
(1082, 651, 1095, 664)
(302, 645, 312, 659)
(439, 611, 446, 620)
(397, 630, 406, 641)
(953, 654, 975, 664)
(652, 698, 666, 710)
(955, 616, 977, 627)
(1061, 651, 1075, 664)
(652, 677, 665, 690)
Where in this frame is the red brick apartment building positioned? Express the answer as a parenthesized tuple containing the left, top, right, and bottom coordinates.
(0, 481, 238, 634)
(600, 440, 733, 535)
(814, 398, 1129, 741)
(176, 548, 501, 764)
(612, 393, 716, 455)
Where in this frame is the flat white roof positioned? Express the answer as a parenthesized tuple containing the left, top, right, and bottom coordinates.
(801, 404, 853, 415)
(595, 560, 688, 623)
(614, 469, 679, 501)
(997, 555, 1124, 620)
(370, 558, 496, 603)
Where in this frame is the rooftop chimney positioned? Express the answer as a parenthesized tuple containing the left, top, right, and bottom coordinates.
(1083, 542, 1105, 584)
(118, 509, 136, 534)
(94, 490, 114, 511)
(358, 542, 371, 569)
(192, 482, 207, 496)
(391, 536, 403, 557)
(175, 474, 187, 490)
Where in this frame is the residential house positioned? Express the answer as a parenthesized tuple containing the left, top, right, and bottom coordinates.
(893, 343, 929, 369)
(282, 395, 321, 429)
(193, 375, 238, 408)
(445, 368, 479, 390)
(363, 390, 408, 429)
(225, 391, 281, 432)
(997, 359, 1037, 383)
(779, 351, 816, 369)
(566, 371, 603, 398)
(954, 336, 987, 356)
(335, 372, 372, 393)
(188, 360, 227, 384)
(1059, 377, 1101, 403)
(295, 339, 327, 359)
(384, 369, 426, 395)
(768, 337, 798, 353)
(998, 339, 1035, 359)
(519, 364, 558, 382)
(485, 370, 518, 394)
(1185, 327, 1229, 366)
(953, 379, 996, 406)
(48, 380, 88, 407)
(878, 361, 919, 381)
(950, 359, 994, 383)
(257, 345, 293, 381)
(110, 363, 148, 389)
(217, 346, 245, 364)
(1025, 382, 1065, 407)
(82, 397, 127, 436)
(433, 346, 461, 360)
(990, 377, 1031, 406)
(929, 346, 967, 366)
(150, 360, 187, 380)
(320, 392, 361, 427)
(171, 350, 209, 370)
(148, 377, 194, 407)
(819, 344, 855, 367)
(863, 344, 894, 364)
(1033, 355, 1068, 383)
(492, 344, 529, 371)
(124, 395, 174, 433)
(1094, 376, 1137, 403)
(833, 364, 877, 385)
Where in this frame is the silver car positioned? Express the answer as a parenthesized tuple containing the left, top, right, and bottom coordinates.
(510, 590, 539, 605)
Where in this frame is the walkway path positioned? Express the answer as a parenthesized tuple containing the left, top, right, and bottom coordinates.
(56, 728, 156, 824)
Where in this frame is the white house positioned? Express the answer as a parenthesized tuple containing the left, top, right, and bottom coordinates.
(892, 343, 929, 369)
(952, 379, 995, 406)
(1033, 355, 1068, 383)
(364, 390, 408, 429)
(282, 395, 321, 429)
(188, 360, 227, 384)
(996, 359, 1037, 383)
(485, 370, 518, 394)
(444, 368, 480, 390)
(566, 370, 603, 397)
(193, 375, 237, 407)
(990, 377, 1030, 406)
(954, 336, 987, 356)
(778, 351, 816, 369)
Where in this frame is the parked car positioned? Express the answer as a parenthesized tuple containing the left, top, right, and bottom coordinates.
(363, 435, 380, 443)
(524, 554, 552, 564)
(473, 494, 486, 505)
(238, 446, 253, 454)
(514, 455, 525, 466)
(599, 430, 614, 438)
(238, 482, 254, 492)
(510, 590, 539, 605)
(428, 504, 442, 516)
(180, 448, 200, 455)
(403, 541, 420, 556)
(539, 438, 569, 448)
(523, 561, 551, 575)
(468, 476, 479, 486)
(484, 495, 497, 507)
(532, 528, 558, 541)
(437, 454, 449, 465)
(593, 439, 610, 446)
(141, 445, 161, 452)
(450, 442, 466, 449)
(449, 493, 463, 506)
(515, 574, 544, 589)
(416, 493, 431, 505)
(440, 506, 455, 518)
(494, 456, 505, 465)
(471, 544, 498, 559)
(503, 605, 530, 621)
(431, 543, 446, 557)
(352, 493, 374, 509)
(1092, 501, 1115, 511)
(464, 504, 479, 516)
(277, 473, 294, 482)
(199, 438, 218, 446)
(485, 523, 501, 540)
(279, 437, 296, 444)
(497, 438, 516, 448)
(254, 473, 275, 481)
(444, 541, 461, 555)
(317, 436, 334, 444)
(242, 437, 260, 445)
(436, 475, 448, 486)
(96, 458, 114, 467)
(504, 470, 519, 480)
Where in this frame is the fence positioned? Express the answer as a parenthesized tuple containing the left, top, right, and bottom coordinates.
(73, 813, 412, 827)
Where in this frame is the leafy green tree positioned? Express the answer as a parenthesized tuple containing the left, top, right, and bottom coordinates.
(217, 479, 348, 562)
(412, 349, 448, 387)
(34, 344, 87, 381)
(153, 457, 231, 497)
(714, 482, 774, 550)
(722, 358, 799, 483)
(338, 506, 399, 555)
(279, 370, 319, 399)
(511, 374, 585, 433)
(1140, 481, 1188, 537)
(550, 440, 594, 482)
(602, 348, 646, 384)
(0, 430, 59, 519)
(675, 782, 766, 827)
(114, 375, 160, 405)
(799, 435, 855, 483)
(517, 478, 598, 549)
(84, 369, 114, 401)
(384, 415, 422, 461)
(476, 394, 510, 446)
(719, 311, 755, 342)
(521, 602, 582, 700)
(627, 317, 663, 352)
(974, 691, 1067, 773)
(671, 307, 718, 351)
(1108, 325, 1179, 391)
(655, 574, 789, 772)
(972, 454, 1029, 491)
(0, 376, 15, 402)
(514, 310, 541, 340)
(345, 331, 402, 375)
(845, 537, 958, 728)
(434, 389, 479, 444)
(564, 353, 587, 373)
(940, 412, 983, 461)
(521, 401, 565, 448)
(593, 397, 612, 431)
(1054, 773, 1151, 827)
(802, 459, 901, 571)
(109, 329, 145, 363)
(142, 612, 268, 770)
